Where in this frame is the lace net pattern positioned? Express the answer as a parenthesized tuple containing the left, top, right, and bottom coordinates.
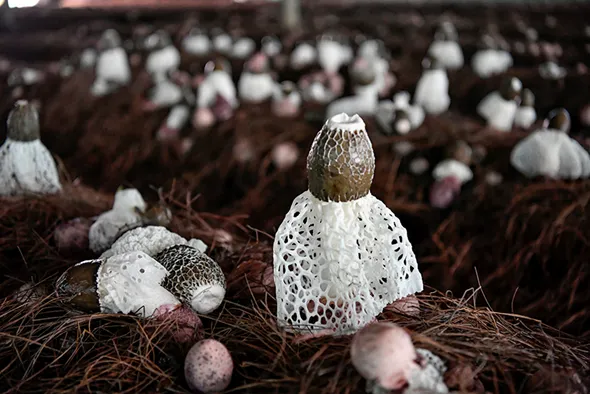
(273, 191, 423, 334)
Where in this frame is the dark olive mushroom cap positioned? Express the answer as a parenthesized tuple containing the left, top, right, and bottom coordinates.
(446, 140, 473, 165)
(7, 100, 40, 142)
(544, 108, 570, 133)
(499, 77, 523, 101)
(55, 260, 102, 312)
(422, 54, 442, 70)
(350, 60, 376, 86)
(307, 114, 375, 202)
(521, 88, 535, 107)
(205, 57, 231, 74)
(281, 81, 296, 96)
(155, 244, 226, 306)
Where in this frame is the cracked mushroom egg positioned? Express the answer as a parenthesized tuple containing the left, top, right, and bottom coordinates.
(273, 113, 423, 334)
(56, 252, 180, 317)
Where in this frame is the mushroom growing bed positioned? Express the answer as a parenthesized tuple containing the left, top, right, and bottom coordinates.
(0, 2, 589, 393)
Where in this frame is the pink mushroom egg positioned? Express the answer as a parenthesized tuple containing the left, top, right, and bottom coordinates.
(193, 107, 215, 129)
(54, 218, 93, 253)
(350, 322, 418, 391)
(185, 339, 233, 393)
(153, 304, 203, 344)
(385, 295, 420, 316)
(429, 176, 461, 209)
(271, 142, 299, 171)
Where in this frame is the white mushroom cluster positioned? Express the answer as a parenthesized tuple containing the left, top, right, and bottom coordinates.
(0, 100, 62, 197)
(273, 114, 423, 334)
(375, 91, 425, 135)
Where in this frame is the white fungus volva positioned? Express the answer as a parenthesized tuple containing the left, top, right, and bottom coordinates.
(375, 91, 425, 135)
(477, 76, 523, 132)
(471, 35, 513, 78)
(154, 245, 226, 314)
(100, 225, 207, 259)
(414, 54, 450, 115)
(273, 114, 423, 334)
(56, 252, 181, 317)
(185, 339, 233, 393)
(514, 88, 537, 129)
(511, 108, 590, 179)
(238, 52, 275, 103)
(427, 21, 464, 70)
(0, 100, 62, 196)
(91, 29, 131, 97)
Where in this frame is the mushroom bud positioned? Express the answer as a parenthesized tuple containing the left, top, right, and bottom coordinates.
(350, 322, 418, 391)
(185, 339, 233, 393)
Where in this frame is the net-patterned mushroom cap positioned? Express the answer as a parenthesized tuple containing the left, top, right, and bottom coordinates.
(7, 100, 40, 142)
(307, 113, 375, 202)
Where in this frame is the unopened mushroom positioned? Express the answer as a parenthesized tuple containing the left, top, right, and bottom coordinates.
(350, 322, 418, 392)
(376, 91, 425, 136)
(231, 37, 256, 59)
(471, 34, 513, 78)
(145, 30, 181, 83)
(262, 35, 282, 58)
(155, 245, 226, 314)
(100, 225, 207, 259)
(212, 30, 233, 55)
(429, 176, 461, 209)
(272, 81, 301, 117)
(290, 42, 317, 70)
(414, 54, 450, 115)
(514, 88, 537, 129)
(56, 252, 181, 317)
(539, 61, 567, 80)
(238, 52, 275, 103)
(185, 339, 233, 393)
(324, 58, 379, 119)
(271, 141, 300, 171)
(511, 108, 590, 179)
(432, 159, 473, 185)
(427, 21, 464, 70)
(153, 304, 203, 344)
(88, 188, 171, 254)
(91, 29, 131, 97)
(477, 76, 522, 132)
(273, 114, 423, 334)
(0, 100, 62, 196)
(182, 28, 211, 56)
(196, 58, 238, 120)
(54, 218, 93, 253)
